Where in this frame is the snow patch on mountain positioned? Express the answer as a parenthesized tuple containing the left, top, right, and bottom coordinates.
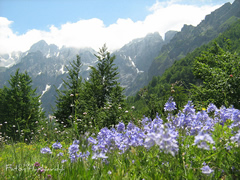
(57, 82, 63, 89)
(41, 84, 51, 97)
(59, 65, 66, 74)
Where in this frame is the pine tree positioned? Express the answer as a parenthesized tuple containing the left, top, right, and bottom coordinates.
(0, 69, 44, 141)
(84, 44, 125, 128)
(54, 55, 84, 127)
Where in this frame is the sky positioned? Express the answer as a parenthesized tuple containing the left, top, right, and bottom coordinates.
(0, 0, 234, 54)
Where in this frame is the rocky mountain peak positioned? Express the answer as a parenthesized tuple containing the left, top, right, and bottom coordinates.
(164, 30, 178, 43)
(29, 40, 49, 53)
(29, 40, 60, 58)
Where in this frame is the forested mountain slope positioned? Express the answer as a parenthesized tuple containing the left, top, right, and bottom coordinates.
(148, 0, 240, 81)
(127, 19, 240, 118)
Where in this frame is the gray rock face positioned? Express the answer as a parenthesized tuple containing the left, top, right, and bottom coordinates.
(164, 31, 178, 43)
(114, 32, 165, 94)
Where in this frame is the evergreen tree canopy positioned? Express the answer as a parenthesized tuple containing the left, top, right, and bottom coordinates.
(84, 44, 125, 128)
(0, 69, 44, 141)
(86, 44, 121, 109)
(54, 55, 83, 127)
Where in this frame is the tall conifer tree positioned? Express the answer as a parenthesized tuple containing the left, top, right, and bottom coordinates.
(0, 69, 44, 141)
(84, 44, 125, 128)
(54, 55, 83, 127)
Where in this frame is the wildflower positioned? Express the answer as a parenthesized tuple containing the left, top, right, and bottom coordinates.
(117, 122, 125, 132)
(57, 152, 64, 157)
(88, 137, 98, 145)
(83, 112, 87, 115)
(183, 101, 195, 115)
(164, 97, 177, 112)
(69, 144, 79, 155)
(52, 141, 62, 149)
(70, 94, 74, 97)
(207, 103, 218, 113)
(37, 167, 45, 174)
(193, 131, 214, 150)
(92, 152, 108, 159)
(201, 165, 214, 175)
(73, 140, 80, 144)
(144, 127, 179, 156)
(34, 162, 40, 168)
(230, 74, 233, 78)
(61, 159, 67, 163)
(40, 147, 52, 154)
(230, 130, 240, 145)
(108, 170, 112, 175)
(47, 174, 52, 179)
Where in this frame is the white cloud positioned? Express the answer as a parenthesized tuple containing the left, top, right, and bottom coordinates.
(0, 1, 221, 54)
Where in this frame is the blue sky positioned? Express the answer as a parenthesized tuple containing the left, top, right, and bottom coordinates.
(0, 0, 157, 34)
(0, 0, 234, 54)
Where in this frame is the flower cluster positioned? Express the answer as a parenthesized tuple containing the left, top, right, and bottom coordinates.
(52, 141, 62, 149)
(39, 98, 240, 176)
(40, 147, 52, 154)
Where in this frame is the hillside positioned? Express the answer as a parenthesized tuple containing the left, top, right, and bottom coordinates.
(148, 0, 240, 78)
(125, 0, 240, 96)
(128, 19, 240, 118)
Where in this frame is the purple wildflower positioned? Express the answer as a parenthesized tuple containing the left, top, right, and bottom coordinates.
(47, 174, 52, 179)
(61, 159, 67, 163)
(201, 165, 214, 175)
(92, 152, 108, 159)
(34, 162, 40, 168)
(88, 137, 98, 145)
(69, 144, 79, 155)
(207, 103, 218, 113)
(117, 122, 125, 132)
(37, 167, 45, 174)
(57, 152, 64, 157)
(183, 101, 195, 115)
(230, 130, 240, 145)
(164, 97, 177, 112)
(52, 141, 62, 149)
(193, 131, 214, 150)
(73, 140, 80, 144)
(40, 147, 52, 154)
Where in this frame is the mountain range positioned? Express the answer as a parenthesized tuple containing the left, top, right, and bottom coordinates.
(0, 0, 239, 115)
(0, 30, 175, 114)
